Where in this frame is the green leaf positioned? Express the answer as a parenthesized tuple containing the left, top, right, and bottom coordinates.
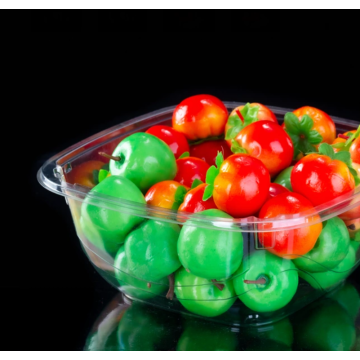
(331, 142, 346, 149)
(101, 163, 110, 171)
(93, 170, 99, 185)
(191, 178, 203, 189)
(349, 168, 360, 186)
(284, 113, 301, 134)
(318, 143, 335, 159)
(299, 115, 314, 133)
(98, 169, 110, 183)
(225, 126, 241, 141)
(345, 125, 360, 147)
(174, 185, 188, 204)
(299, 140, 316, 155)
(179, 152, 190, 159)
(215, 152, 224, 169)
(227, 115, 240, 127)
(231, 139, 248, 154)
(205, 166, 219, 186)
(308, 130, 323, 145)
(334, 151, 351, 166)
(202, 185, 214, 201)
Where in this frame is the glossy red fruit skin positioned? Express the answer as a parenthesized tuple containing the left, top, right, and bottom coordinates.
(213, 154, 270, 218)
(145, 125, 189, 159)
(267, 183, 290, 201)
(234, 121, 294, 177)
(259, 193, 323, 259)
(178, 184, 217, 213)
(190, 140, 232, 167)
(174, 157, 210, 188)
(172, 95, 228, 141)
(350, 137, 360, 164)
(291, 154, 355, 207)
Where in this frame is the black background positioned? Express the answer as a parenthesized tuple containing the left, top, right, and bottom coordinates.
(3, 13, 360, 350)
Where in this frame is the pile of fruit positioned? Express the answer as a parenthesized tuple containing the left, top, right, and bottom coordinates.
(74, 95, 360, 318)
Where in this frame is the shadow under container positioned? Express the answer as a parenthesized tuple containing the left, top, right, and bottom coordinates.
(38, 102, 360, 327)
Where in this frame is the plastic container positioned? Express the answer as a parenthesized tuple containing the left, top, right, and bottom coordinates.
(37, 102, 360, 327)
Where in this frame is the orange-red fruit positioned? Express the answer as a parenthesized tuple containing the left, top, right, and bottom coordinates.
(172, 94, 228, 141)
(350, 137, 360, 164)
(259, 193, 323, 259)
(234, 120, 294, 177)
(145, 180, 188, 210)
(292, 106, 336, 144)
(178, 184, 217, 214)
(174, 157, 210, 188)
(213, 154, 270, 218)
(291, 153, 355, 207)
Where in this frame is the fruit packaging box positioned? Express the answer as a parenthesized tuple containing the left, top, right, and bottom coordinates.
(38, 102, 360, 327)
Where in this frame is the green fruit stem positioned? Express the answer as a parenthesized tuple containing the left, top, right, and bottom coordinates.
(166, 273, 175, 300)
(99, 152, 120, 162)
(211, 279, 225, 291)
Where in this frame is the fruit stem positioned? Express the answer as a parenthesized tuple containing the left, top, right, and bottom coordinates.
(211, 279, 225, 291)
(98, 152, 121, 161)
(244, 278, 267, 285)
(166, 273, 175, 300)
(235, 109, 244, 124)
(147, 282, 151, 288)
(338, 134, 350, 140)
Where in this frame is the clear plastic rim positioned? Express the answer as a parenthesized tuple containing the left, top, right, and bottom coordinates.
(37, 102, 360, 232)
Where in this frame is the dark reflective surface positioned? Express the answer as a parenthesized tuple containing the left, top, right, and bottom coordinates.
(84, 280, 360, 351)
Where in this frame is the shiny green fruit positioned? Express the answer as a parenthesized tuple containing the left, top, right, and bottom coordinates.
(293, 299, 356, 351)
(299, 241, 357, 290)
(233, 250, 299, 313)
(176, 318, 237, 351)
(114, 246, 168, 299)
(294, 217, 350, 272)
(109, 133, 177, 193)
(174, 267, 236, 317)
(177, 209, 243, 280)
(273, 166, 293, 190)
(125, 219, 181, 282)
(80, 176, 145, 255)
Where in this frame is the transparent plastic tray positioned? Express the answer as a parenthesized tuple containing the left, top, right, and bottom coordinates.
(38, 102, 360, 326)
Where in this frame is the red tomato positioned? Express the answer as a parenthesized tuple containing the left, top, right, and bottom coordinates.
(350, 137, 360, 164)
(145, 125, 189, 159)
(172, 95, 228, 141)
(233, 120, 294, 177)
(145, 180, 189, 210)
(190, 140, 232, 167)
(174, 157, 210, 188)
(292, 106, 336, 145)
(291, 153, 355, 207)
(225, 103, 278, 148)
(213, 154, 270, 218)
(259, 193, 323, 259)
(267, 183, 290, 201)
(178, 183, 217, 213)
(67, 160, 105, 188)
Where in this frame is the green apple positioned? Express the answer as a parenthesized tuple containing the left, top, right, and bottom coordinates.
(124, 219, 181, 282)
(80, 176, 145, 255)
(114, 246, 168, 299)
(174, 267, 236, 317)
(293, 217, 350, 272)
(233, 250, 299, 313)
(109, 132, 177, 193)
(177, 209, 243, 280)
(299, 241, 357, 290)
